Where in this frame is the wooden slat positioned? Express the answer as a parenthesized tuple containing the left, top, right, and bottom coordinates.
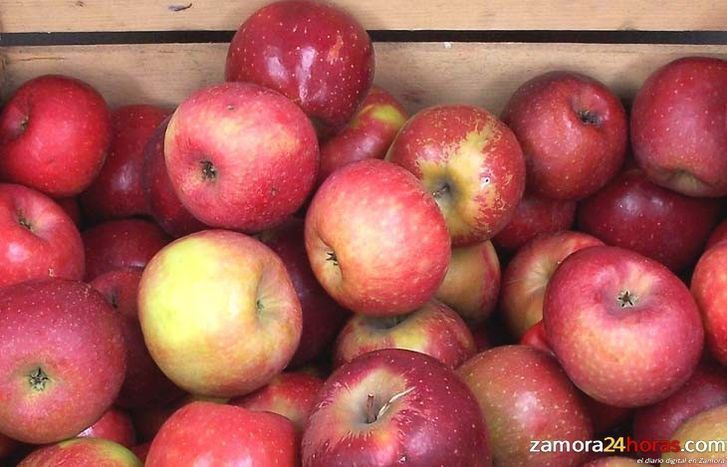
(2, 43, 726, 114)
(0, 0, 725, 32)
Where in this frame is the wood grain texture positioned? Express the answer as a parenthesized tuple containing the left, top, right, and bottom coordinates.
(0, 0, 725, 32)
(2, 43, 725, 114)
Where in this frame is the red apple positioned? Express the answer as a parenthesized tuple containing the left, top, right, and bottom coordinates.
(501, 231, 604, 338)
(229, 372, 323, 434)
(303, 349, 490, 466)
(146, 401, 297, 466)
(502, 71, 627, 200)
(77, 407, 136, 448)
(0, 183, 85, 288)
(0, 75, 111, 197)
(434, 240, 501, 324)
(388, 105, 525, 245)
(90, 269, 182, 408)
(457, 345, 593, 467)
(80, 105, 170, 221)
(82, 218, 171, 280)
(519, 320, 552, 355)
(18, 438, 141, 466)
(472, 325, 491, 352)
(305, 159, 450, 316)
(691, 241, 727, 365)
(492, 192, 576, 253)
(142, 116, 206, 238)
(0, 279, 126, 444)
(544, 246, 704, 407)
(662, 404, 727, 463)
(56, 197, 82, 226)
(583, 457, 639, 467)
(226, 0, 374, 134)
(130, 443, 150, 463)
(164, 82, 319, 232)
(334, 300, 476, 368)
(578, 168, 720, 271)
(631, 57, 727, 197)
(139, 230, 302, 397)
(318, 85, 407, 183)
(706, 219, 727, 249)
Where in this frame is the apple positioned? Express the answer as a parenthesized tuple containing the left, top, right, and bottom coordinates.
(81, 105, 170, 221)
(90, 268, 182, 408)
(492, 192, 576, 253)
(139, 230, 302, 397)
(305, 159, 450, 316)
(578, 168, 720, 271)
(502, 71, 627, 200)
(582, 457, 639, 467)
(544, 246, 704, 407)
(229, 372, 323, 434)
(633, 363, 727, 457)
(0, 279, 126, 444)
(334, 300, 476, 368)
(146, 401, 297, 466)
(662, 404, 727, 464)
(56, 197, 82, 226)
(691, 241, 727, 365)
(142, 116, 206, 238)
(501, 230, 604, 338)
(519, 320, 552, 355)
(259, 218, 348, 367)
(131, 393, 228, 443)
(434, 240, 501, 324)
(18, 438, 141, 466)
(82, 218, 171, 280)
(303, 349, 490, 466)
(0, 183, 85, 288)
(472, 325, 491, 352)
(0, 75, 111, 197)
(77, 407, 136, 448)
(226, 0, 374, 134)
(318, 85, 407, 183)
(164, 82, 319, 232)
(130, 443, 150, 463)
(387, 105, 525, 245)
(707, 220, 727, 249)
(457, 345, 593, 466)
(631, 57, 727, 197)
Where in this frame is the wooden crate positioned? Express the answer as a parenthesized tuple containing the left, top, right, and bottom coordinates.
(1, 1, 726, 115)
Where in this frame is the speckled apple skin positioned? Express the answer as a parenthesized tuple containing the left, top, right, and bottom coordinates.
(692, 242, 727, 365)
(303, 349, 491, 467)
(544, 246, 704, 407)
(19, 438, 141, 467)
(662, 405, 727, 463)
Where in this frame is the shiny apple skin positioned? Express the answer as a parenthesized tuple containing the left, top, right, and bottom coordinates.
(18, 438, 141, 466)
(691, 241, 727, 365)
(77, 407, 136, 448)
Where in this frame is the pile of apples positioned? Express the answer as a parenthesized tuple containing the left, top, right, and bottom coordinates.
(0, 0, 725, 466)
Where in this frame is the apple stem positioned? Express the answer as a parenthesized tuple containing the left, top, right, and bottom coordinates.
(326, 251, 339, 267)
(365, 393, 376, 423)
(17, 214, 33, 232)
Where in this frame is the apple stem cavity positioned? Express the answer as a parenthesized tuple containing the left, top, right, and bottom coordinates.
(28, 367, 50, 392)
(326, 250, 339, 267)
(17, 215, 33, 232)
(577, 109, 601, 126)
(431, 182, 451, 200)
(617, 289, 638, 308)
(200, 160, 217, 181)
(256, 299, 264, 314)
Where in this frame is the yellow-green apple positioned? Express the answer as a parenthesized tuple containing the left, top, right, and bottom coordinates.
(258, 218, 348, 367)
(229, 372, 323, 434)
(691, 241, 727, 365)
(0, 183, 84, 287)
(146, 401, 297, 466)
(18, 438, 141, 467)
(633, 363, 727, 458)
(318, 86, 407, 183)
(662, 404, 727, 464)
(303, 349, 490, 466)
(492, 192, 576, 253)
(82, 219, 171, 280)
(457, 345, 593, 467)
(142, 117, 206, 238)
(56, 196, 82, 226)
(225, 0, 374, 135)
(77, 407, 136, 448)
(164, 82, 318, 232)
(90, 269, 182, 408)
(333, 300, 476, 368)
(434, 240, 500, 324)
(138, 230, 302, 397)
(578, 168, 720, 271)
(631, 57, 727, 197)
(502, 71, 627, 200)
(305, 159, 450, 316)
(583, 457, 639, 467)
(544, 246, 704, 407)
(0, 75, 111, 197)
(387, 105, 525, 245)
(707, 220, 727, 249)
(80, 105, 170, 221)
(501, 231, 603, 338)
(0, 279, 126, 443)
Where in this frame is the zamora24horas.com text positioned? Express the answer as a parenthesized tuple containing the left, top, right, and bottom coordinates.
(530, 436, 726, 457)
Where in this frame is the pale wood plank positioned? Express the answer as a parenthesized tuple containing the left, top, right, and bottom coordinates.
(0, 0, 725, 32)
(2, 43, 725, 114)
